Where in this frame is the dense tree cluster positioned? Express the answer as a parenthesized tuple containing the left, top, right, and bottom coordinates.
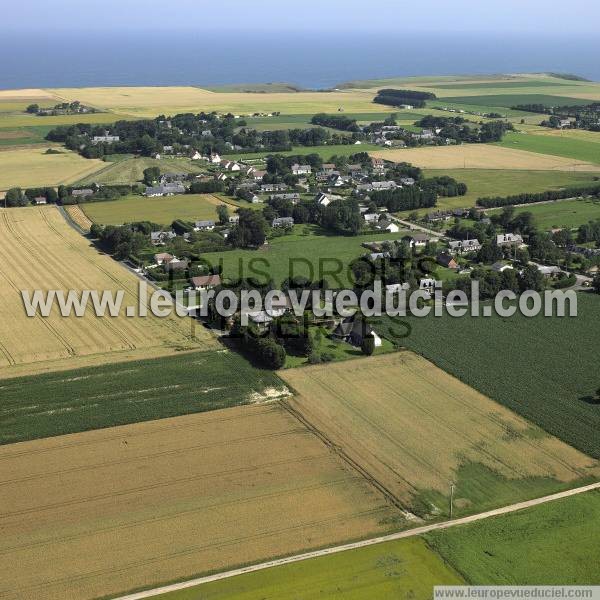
(370, 187, 437, 212)
(310, 114, 360, 132)
(477, 183, 600, 208)
(227, 209, 269, 248)
(374, 89, 436, 109)
(416, 116, 513, 143)
(421, 176, 467, 197)
(578, 219, 600, 245)
(91, 222, 153, 260)
(44, 112, 354, 160)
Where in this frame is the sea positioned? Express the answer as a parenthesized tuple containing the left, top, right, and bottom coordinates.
(2, 32, 599, 89)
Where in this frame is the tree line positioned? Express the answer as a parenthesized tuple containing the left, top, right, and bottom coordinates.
(477, 182, 600, 208)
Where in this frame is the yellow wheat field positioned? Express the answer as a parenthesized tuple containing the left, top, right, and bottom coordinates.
(371, 144, 600, 171)
(0, 206, 217, 378)
(64, 204, 93, 231)
(0, 404, 400, 600)
(281, 353, 599, 513)
(0, 148, 106, 190)
(48, 86, 391, 117)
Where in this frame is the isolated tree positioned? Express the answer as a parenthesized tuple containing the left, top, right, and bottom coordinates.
(361, 333, 376, 356)
(259, 339, 286, 369)
(216, 204, 229, 225)
(519, 264, 545, 292)
(26, 103, 40, 114)
(143, 166, 160, 186)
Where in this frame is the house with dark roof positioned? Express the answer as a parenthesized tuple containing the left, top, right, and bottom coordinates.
(272, 217, 295, 228)
(332, 317, 382, 348)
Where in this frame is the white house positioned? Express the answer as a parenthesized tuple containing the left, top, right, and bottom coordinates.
(376, 220, 400, 233)
(315, 192, 342, 206)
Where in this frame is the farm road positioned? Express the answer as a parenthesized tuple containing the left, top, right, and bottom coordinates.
(114, 480, 600, 600)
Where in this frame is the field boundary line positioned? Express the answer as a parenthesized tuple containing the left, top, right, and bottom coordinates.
(113, 481, 600, 600)
(280, 400, 417, 520)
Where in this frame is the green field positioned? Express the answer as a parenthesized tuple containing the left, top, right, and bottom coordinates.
(152, 537, 464, 600)
(375, 293, 600, 458)
(431, 81, 572, 90)
(76, 155, 204, 185)
(427, 490, 600, 584)
(0, 349, 283, 444)
(202, 224, 410, 287)
(223, 143, 381, 161)
(418, 169, 600, 211)
(81, 193, 247, 225)
(441, 94, 594, 109)
(509, 198, 600, 230)
(497, 132, 600, 165)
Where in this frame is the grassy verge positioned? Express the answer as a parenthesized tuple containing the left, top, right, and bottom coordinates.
(426, 489, 600, 584)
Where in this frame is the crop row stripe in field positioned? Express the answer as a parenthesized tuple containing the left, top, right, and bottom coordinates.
(40, 207, 200, 347)
(0, 402, 280, 459)
(0, 211, 78, 357)
(42, 206, 204, 346)
(10, 209, 137, 353)
(0, 428, 310, 487)
(6, 498, 388, 597)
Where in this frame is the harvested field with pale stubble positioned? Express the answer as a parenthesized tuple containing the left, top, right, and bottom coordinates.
(371, 145, 600, 171)
(0, 206, 217, 378)
(0, 404, 402, 600)
(280, 353, 600, 519)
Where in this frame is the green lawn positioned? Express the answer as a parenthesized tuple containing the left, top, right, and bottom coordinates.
(223, 143, 381, 161)
(441, 94, 594, 109)
(284, 325, 396, 368)
(375, 293, 600, 458)
(497, 131, 600, 164)
(510, 198, 600, 230)
(202, 225, 410, 287)
(433, 81, 572, 90)
(81, 193, 247, 226)
(426, 490, 600, 584)
(151, 537, 464, 600)
(0, 349, 283, 445)
(400, 169, 600, 213)
(76, 155, 204, 185)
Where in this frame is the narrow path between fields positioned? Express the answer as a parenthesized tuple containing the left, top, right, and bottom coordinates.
(114, 480, 600, 600)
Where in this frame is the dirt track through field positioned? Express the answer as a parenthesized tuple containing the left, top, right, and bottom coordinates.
(0, 404, 401, 600)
